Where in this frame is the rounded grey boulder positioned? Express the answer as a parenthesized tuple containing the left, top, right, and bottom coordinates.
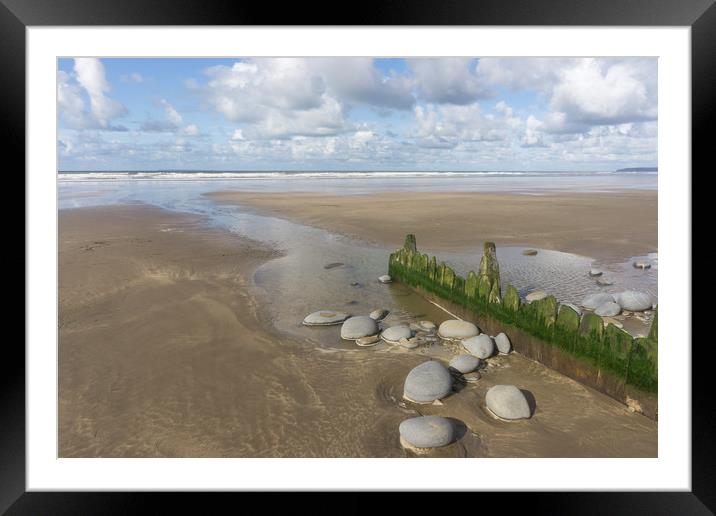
(595, 301, 621, 317)
(378, 274, 392, 283)
(303, 310, 350, 326)
(437, 319, 479, 340)
(614, 290, 654, 312)
(581, 292, 616, 310)
(381, 325, 412, 344)
(596, 278, 614, 286)
(448, 354, 480, 374)
(403, 361, 453, 403)
(399, 416, 454, 449)
(340, 316, 378, 340)
(463, 334, 495, 359)
(369, 309, 390, 321)
(525, 290, 548, 302)
(485, 385, 531, 420)
(589, 268, 603, 277)
(494, 332, 512, 354)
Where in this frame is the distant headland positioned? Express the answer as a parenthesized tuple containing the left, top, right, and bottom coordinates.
(616, 167, 657, 172)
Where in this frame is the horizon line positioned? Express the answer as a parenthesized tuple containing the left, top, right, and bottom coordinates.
(57, 167, 658, 173)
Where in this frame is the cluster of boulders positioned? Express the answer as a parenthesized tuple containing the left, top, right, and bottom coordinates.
(397, 319, 533, 451)
(303, 306, 384, 343)
(399, 380, 532, 449)
(304, 308, 533, 451)
(435, 319, 512, 363)
(522, 286, 656, 328)
(580, 290, 655, 317)
(304, 302, 443, 350)
(303, 264, 533, 453)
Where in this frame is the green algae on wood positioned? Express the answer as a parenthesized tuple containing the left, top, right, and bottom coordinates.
(576, 313, 605, 364)
(627, 337, 658, 392)
(465, 271, 479, 299)
(503, 285, 521, 313)
(600, 324, 634, 377)
(556, 304, 580, 332)
(536, 295, 558, 328)
(554, 304, 580, 353)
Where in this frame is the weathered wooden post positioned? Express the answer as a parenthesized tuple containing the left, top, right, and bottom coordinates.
(478, 241, 501, 304)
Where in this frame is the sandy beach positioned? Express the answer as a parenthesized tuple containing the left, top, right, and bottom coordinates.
(59, 203, 657, 458)
(207, 190, 657, 262)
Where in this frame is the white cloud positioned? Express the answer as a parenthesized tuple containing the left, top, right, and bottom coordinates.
(140, 99, 181, 132)
(161, 99, 183, 127)
(287, 136, 338, 160)
(494, 101, 521, 129)
(198, 58, 413, 140)
(411, 103, 515, 148)
(182, 124, 200, 136)
(203, 59, 326, 122)
(202, 58, 416, 122)
(73, 58, 127, 127)
(57, 59, 127, 130)
(476, 58, 563, 93)
(311, 58, 414, 110)
(199, 59, 351, 139)
(522, 116, 546, 147)
(140, 99, 199, 136)
(409, 58, 490, 105)
(57, 71, 90, 130)
(550, 58, 657, 125)
(243, 95, 352, 140)
(476, 57, 657, 130)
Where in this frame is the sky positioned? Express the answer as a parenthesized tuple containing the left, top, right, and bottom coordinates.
(57, 57, 657, 171)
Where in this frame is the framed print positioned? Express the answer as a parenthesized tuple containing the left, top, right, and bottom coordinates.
(8, 0, 712, 512)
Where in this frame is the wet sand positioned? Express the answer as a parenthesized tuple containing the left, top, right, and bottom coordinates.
(207, 190, 657, 262)
(59, 204, 656, 457)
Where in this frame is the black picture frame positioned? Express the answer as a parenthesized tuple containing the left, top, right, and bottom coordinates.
(7, 0, 710, 513)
